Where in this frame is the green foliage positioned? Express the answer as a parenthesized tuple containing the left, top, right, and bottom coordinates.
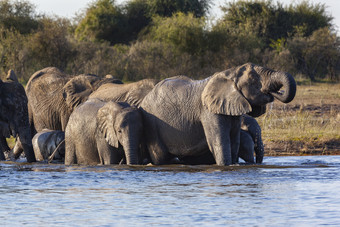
(287, 0, 333, 37)
(75, 0, 128, 44)
(67, 40, 129, 78)
(218, 0, 333, 47)
(0, 0, 39, 34)
(285, 27, 340, 81)
(1, 0, 340, 82)
(123, 0, 151, 41)
(147, 0, 211, 18)
(25, 17, 73, 71)
(146, 13, 207, 55)
(0, 26, 27, 78)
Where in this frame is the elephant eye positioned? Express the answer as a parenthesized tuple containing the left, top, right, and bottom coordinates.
(117, 129, 122, 133)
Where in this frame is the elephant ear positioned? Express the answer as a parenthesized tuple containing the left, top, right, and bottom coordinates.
(97, 102, 119, 148)
(63, 75, 99, 109)
(201, 72, 252, 116)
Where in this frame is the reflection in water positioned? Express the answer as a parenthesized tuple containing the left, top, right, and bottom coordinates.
(1, 156, 340, 226)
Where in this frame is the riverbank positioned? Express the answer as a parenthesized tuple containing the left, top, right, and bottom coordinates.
(258, 81, 340, 156)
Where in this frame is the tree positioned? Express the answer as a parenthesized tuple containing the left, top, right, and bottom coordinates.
(218, 0, 333, 47)
(147, 0, 211, 18)
(22, 17, 72, 76)
(0, 0, 39, 34)
(75, 0, 128, 44)
(146, 12, 207, 55)
(123, 0, 151, 41)
(286, 27, 340, 81)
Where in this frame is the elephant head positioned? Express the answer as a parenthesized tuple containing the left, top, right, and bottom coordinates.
(62, 74, 123, 110)
(96, 102, 143, 165)
(202, 63, 296, 117)
(0, 70, 36, 162)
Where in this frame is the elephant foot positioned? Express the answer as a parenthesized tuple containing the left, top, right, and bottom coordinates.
(7, 149, 18, 161)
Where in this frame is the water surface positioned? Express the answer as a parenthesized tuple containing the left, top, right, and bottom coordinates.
(1, 156, 340, 226)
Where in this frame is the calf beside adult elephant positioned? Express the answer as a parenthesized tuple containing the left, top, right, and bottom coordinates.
(32, 129, 65, 162)
(140, 63, 296, 166)
(0, 70, 36, 162)
(12, 67, 122, 158)
(65, 100, 144, 165)
(179, 114, 264, 164)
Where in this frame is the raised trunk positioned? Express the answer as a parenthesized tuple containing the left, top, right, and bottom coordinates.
(268, 72, 296, 103)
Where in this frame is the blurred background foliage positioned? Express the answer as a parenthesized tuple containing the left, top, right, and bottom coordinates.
(0, 0, 339, 82)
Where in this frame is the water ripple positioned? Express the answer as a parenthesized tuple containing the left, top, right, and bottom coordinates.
(0, 155, 340, 226)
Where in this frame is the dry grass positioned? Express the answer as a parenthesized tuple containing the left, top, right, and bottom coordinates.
(257, 81, 340, 155)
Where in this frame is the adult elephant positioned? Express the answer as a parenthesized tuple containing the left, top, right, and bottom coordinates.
(88, 79, 159, 107)
(26, 67, 122, 132)
(12, 67, 122, 158)
(0, 70, 36, 162)
(140, 63, 296, 166)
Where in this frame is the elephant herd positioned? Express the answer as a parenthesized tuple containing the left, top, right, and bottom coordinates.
(0, 63, 296, 166)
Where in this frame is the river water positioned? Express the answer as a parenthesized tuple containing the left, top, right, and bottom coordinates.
(1, 155, 340, 226)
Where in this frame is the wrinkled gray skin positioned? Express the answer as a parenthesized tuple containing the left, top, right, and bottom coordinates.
(65, 99, 143, 165)
(32, 129, 65, 162)
(141, 63, 296, 166)
(12, 67, 122, 158)
(238, 130, 256, 163)
(89, 79, 159, 107)
(180, 115, 264, 164)
(240, 114, 264, 163)
(0, 70, 36, 162)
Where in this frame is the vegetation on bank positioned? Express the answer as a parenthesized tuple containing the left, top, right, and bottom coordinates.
(0, 0, 339, 83)
(258, 82, 340, 155)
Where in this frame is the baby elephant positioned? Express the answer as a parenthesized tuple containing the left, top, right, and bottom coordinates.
(32, 129, 65, 162)
(239, 114, 264, 164)
(65, 99, 143, 165)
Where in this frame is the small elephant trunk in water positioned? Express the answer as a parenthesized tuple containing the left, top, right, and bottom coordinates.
(125, 148, 138, 165)
(124, 138, 139, 165)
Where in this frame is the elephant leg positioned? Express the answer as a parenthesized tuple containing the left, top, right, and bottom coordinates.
(96, 137, 120, 165)
(1, 136, 10, 152)
(0, 136, 10, 160)
(144, 119, 173, 165)
(13, 130, 36, 162)
(64, 140, 76, 165)
(239, 131, 255, 163)
(201, 114, 239, 166)
(12, 137, 24, 159)
(230, 116, 241, 164)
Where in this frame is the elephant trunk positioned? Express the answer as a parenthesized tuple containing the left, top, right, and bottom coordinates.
(254, 135, 264, 164)
(123, 135, 139, 165)
(268, 72, 296, 103)
(125, 147, 139, 165)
